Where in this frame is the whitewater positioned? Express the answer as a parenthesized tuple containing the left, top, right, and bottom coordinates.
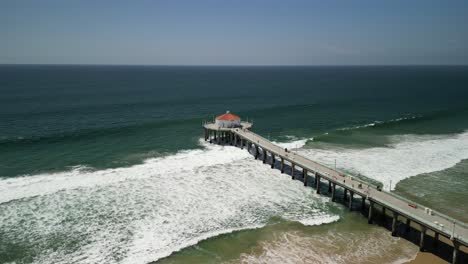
(0, 141, 338, 264)
(1, 130, 468, 263)
(300, 131, 468, 191)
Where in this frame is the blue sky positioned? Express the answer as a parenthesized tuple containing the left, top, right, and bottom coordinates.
(1, 0, 467, 65)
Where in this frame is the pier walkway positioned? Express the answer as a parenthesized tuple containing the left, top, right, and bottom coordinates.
(203, 123, 467, 264)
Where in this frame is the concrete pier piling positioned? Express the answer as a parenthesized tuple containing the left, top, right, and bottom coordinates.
(316, 173, 321, 194)
(203, 119, 468, 262)
(420, 226, 427, 251)
(405, 218, 411, 234)
(303, 168, 308, 186)
(391, 212, 398, 237)
(348, 191, 354, 211)
(453, 241, 460, 264)
(291, 163, 295, 179)
(382, 207, 386, 223)
(433, 233, 439, 248)
(331, 183, 336, 202)
(368, 201, 374, 224)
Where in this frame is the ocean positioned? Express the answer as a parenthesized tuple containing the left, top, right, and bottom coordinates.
(1, 65, 467, 263)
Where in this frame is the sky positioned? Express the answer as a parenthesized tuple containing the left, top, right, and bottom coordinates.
(1, 0, 468, 65)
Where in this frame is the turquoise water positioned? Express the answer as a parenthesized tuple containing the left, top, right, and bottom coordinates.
(1, 65, 467, 263)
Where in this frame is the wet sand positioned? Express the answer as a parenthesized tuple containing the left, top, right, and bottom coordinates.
(405, 252, 447, 264)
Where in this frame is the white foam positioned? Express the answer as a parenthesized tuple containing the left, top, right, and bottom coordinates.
(299, 131, 468, 191)
(297, 214, 340, 226)
(0, 140, 339, 264)
(272, 138, 310, 150)
(237, 226, 418, 264)
(337, 116, 418, 131)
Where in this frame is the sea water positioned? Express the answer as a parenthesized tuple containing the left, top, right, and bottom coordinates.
(1, 65, 467, 263)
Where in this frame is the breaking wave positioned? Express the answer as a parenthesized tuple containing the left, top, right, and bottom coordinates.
(0, 140, 339, 264)
(299, 131, 468, 190)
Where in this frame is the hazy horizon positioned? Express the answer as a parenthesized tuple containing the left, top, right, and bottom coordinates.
(2, 0, 468, 65)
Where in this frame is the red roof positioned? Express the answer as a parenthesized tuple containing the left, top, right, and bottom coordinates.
(216, 112, 240, 121)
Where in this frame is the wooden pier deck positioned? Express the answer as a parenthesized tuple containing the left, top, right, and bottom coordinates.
(203, 123, 467, 264)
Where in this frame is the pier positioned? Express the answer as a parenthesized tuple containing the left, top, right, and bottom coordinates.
(204, 119, 467, 264)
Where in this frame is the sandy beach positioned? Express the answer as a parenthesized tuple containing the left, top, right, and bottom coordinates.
(405, 252, 448, 264)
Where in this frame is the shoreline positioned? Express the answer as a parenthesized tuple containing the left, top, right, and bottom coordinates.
(405, 252, 448, 264)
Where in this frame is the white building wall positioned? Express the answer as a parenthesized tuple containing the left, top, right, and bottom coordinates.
(215, 119, 241, 128)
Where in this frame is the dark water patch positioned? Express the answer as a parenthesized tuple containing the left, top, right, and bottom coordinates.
(309, 108, 468, 149)
(0, 118, 204, 177)
(394, 159, 468, 222)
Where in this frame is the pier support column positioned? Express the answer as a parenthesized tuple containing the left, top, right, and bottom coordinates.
(344, 189, 348, 201)
(271, 154, 275, 168)
(433, 232, 439, 249)
(291, 163, 295, 179)
(368, 201, 374, 224)
(348, 191, 354, 211)
(331, 183, 336, 202)
(382, 207, 386, 223)
(328, 181, 332, 193)
(262, 149, 267, 163)
(452, 241, 460, 264)
(419, 226, 427, 251)
(234, 134, 238, 146)
(361, 196, 366, 211)
(405, 218, 411, 234)
(316, 173, 321, 194)
(303, 168, 308, 186)
(240, 138, 244, 149)
(391, 212, 398, 237)
(247, 141, 251, 151)
(280, 158, 284, 173)
(255, 145, 259, 159)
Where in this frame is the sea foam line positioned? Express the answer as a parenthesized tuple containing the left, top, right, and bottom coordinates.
(300, 131, 468, 190)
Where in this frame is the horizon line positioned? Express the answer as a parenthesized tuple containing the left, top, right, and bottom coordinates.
(1, 63, 468, 67)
